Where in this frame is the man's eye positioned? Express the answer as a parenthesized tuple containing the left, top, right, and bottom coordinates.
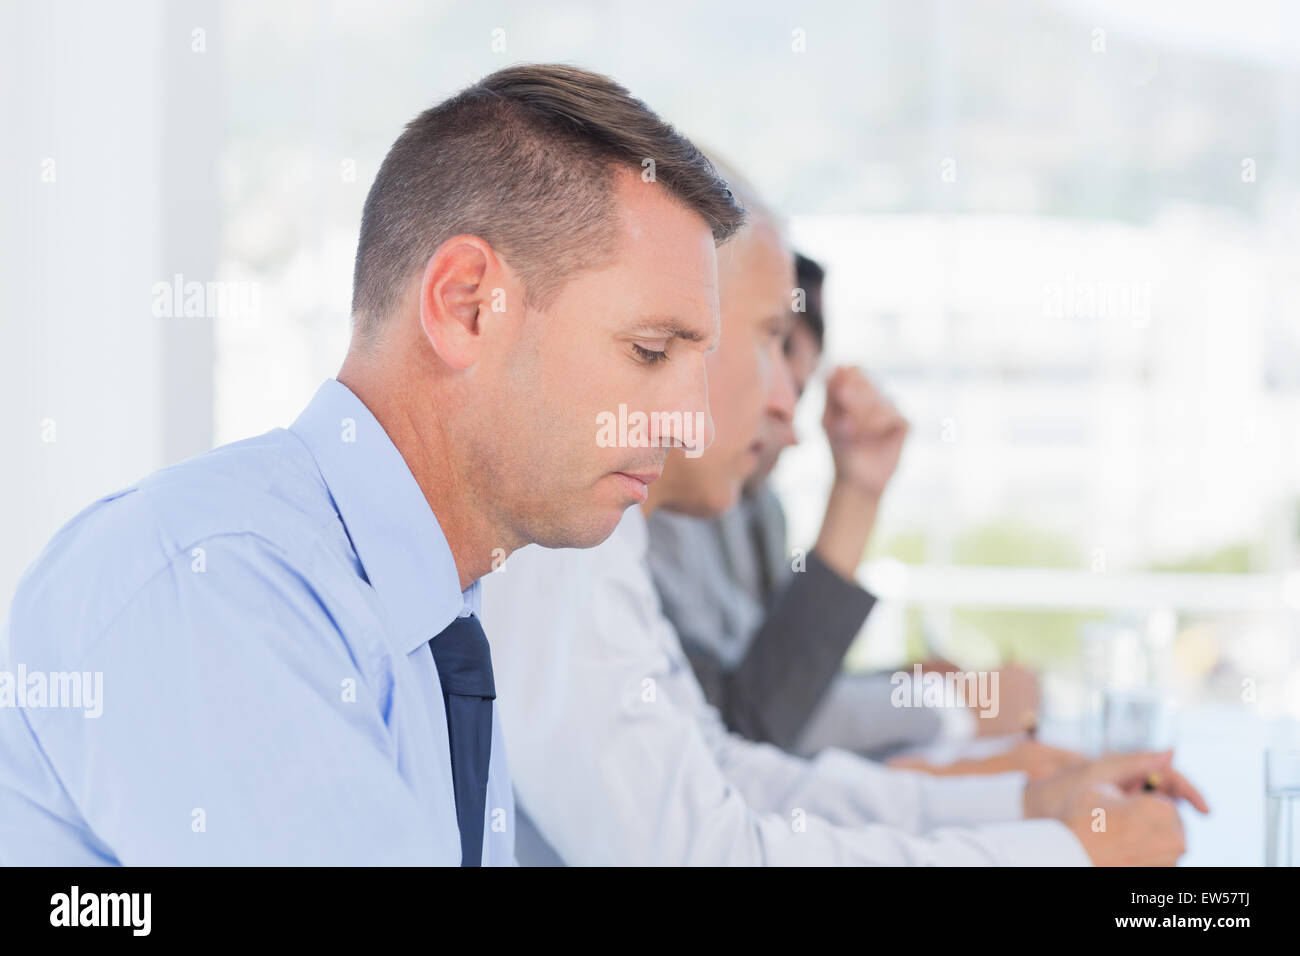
(633, 343, 669, 365)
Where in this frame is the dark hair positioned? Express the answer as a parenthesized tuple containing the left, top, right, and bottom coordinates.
(792, 252, 825, 349)
(351, 64, 747, 337)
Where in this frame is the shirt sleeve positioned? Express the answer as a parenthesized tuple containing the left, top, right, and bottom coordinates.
(713, 548, 877, 748)
(8, 532, 449, 865)
(0, 702, 120, 865)
(693, 677, 1090, 864)
(485, 533, 1091, 867)
(792, 672, 946, 758)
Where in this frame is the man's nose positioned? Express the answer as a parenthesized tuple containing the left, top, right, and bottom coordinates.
(766, 351, 798, 425)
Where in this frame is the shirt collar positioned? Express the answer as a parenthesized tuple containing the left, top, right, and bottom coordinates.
(290, 379, 479, 656)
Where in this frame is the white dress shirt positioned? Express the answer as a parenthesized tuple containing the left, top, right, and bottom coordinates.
(481, 507, 1089, 865)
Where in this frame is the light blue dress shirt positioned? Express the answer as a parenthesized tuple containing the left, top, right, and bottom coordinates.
(0, 379, 515, 865)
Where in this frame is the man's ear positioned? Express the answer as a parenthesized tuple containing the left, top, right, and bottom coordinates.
(418, 235, 498, 369)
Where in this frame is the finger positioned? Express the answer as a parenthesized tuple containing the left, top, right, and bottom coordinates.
(843, 406, 906, 446)
(822, 369, 850, 410)
(825, 365, 856, 395)
(861, 399, 904, 433)
(1094, 749, 1175, 787)
(826, 382, 871, 422)
(824, 415, 855, 442)
(829, 366, 877, 399)
(1156, 768, 1211, 814)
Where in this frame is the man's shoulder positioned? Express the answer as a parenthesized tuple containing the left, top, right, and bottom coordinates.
(6, 428, 340, 669)
(131, 426, 336, 544)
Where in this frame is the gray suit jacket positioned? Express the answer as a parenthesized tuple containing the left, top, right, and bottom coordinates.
(646, 484, 942, 756)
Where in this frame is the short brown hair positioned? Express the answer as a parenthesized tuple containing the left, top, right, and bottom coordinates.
(351, 63, 747, 337)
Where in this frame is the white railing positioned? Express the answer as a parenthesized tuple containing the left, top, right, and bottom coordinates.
(858, 560, 1299, 614)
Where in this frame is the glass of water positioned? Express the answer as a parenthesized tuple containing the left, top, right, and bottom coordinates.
(1266, 749, 1300, 867)
(1102, 686, 1177, 753)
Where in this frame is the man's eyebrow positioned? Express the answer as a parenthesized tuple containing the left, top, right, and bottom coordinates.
(629, 317, 712, 343)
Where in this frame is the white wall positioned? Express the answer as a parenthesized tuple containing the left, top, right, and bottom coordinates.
(0, 0, 220, 612)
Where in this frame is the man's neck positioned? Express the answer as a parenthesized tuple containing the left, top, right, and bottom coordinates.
(338, 362, 506, 592)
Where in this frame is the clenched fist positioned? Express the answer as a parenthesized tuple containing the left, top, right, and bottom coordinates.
(822, 366, 908, 497)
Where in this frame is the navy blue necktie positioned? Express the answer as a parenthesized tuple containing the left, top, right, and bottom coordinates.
(428, 613, 496, 866)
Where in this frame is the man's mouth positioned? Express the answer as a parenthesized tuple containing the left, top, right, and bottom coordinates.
(613, 468, 662, 486)
(611, 468, 660, 504)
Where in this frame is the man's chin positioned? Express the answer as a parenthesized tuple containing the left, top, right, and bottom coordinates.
(526, 505, 630, 551)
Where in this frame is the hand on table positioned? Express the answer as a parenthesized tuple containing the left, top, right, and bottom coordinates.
(1059, 784, 1188, 866)
(1025, 750, 1211, 866)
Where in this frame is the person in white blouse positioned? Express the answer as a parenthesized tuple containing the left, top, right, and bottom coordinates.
(480, 162, 1208, 866)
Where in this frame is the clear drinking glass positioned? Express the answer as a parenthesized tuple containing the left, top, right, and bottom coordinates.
(1102, 686, 1177, 753)
(1265, 748, 1300, 867)
(1080, 616, 1166, 755)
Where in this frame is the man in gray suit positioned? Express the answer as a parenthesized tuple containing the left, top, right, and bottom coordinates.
(647, 254, 1070, 774)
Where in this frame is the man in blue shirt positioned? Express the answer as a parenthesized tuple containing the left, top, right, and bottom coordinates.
(0, 63, 745, 865)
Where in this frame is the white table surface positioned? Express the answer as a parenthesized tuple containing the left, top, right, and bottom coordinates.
(899, 700, 1281, 866)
